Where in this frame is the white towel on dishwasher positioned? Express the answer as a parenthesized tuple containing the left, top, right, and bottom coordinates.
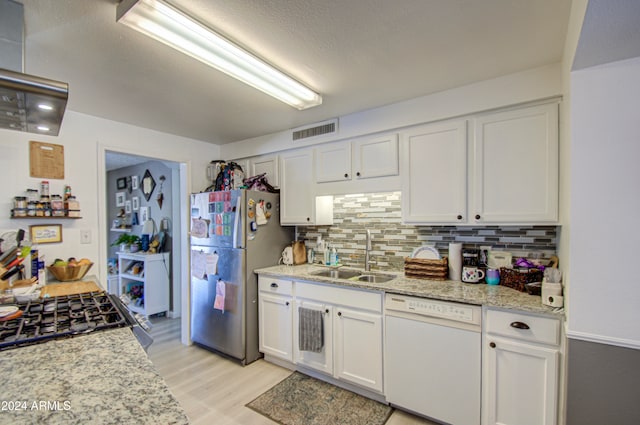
(298, 307, 323, 353)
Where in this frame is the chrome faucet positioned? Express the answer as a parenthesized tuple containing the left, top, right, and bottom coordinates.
(365, 229, 372, 271)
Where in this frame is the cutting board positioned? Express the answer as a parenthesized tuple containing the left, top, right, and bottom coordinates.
(40, 281, 103, 298)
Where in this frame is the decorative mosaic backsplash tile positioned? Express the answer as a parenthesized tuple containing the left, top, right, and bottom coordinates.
(296, 192, 558, 271)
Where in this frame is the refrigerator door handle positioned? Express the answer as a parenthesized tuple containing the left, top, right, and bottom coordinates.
(233, 195, 243, 248)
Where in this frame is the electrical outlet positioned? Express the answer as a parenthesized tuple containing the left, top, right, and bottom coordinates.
(80, 230, 91, 244)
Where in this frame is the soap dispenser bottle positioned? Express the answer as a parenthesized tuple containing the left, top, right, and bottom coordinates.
(330, 245, 338, 266)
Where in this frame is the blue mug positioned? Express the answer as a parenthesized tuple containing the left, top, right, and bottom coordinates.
(486, 268, 500, 285)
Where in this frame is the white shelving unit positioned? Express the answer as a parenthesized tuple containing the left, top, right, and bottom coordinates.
(117, 252, 170, 317)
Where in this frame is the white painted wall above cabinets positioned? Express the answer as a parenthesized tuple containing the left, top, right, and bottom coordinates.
(401, 101, 559, 225)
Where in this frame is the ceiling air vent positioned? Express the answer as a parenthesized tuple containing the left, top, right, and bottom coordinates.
(292, 119, 338, 141)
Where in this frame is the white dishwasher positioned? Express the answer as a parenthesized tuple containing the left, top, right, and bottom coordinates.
(385, 294, 482, 425)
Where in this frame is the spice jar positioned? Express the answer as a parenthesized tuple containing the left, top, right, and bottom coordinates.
(51, 195, 65, 217)
(26, 189, 38, 203)
(13, 196, 27, 217)
(14, 196, 27, 209)
(27, 201, 37, 217)
(40, 180, 50, 197)
(35, 200, 44, 217)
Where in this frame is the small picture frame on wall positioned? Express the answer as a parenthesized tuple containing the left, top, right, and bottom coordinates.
(116, 177, 127, 190)
(140, 206, 150, 223)
(132, 196, 139, 211)
(125, 200, 132, 214)
(132, 175, 139, 191)
(30, 224, 62, 244)
(116, 192, 126, 207)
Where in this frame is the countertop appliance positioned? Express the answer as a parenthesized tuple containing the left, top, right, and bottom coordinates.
(0, 292, 151, 351)
(190, 190, 293, 365)
(385, 293, 482, 425)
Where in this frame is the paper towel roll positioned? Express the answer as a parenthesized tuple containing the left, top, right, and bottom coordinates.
(448, 243, 462, 281)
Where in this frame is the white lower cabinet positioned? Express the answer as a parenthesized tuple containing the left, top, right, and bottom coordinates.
(258, 277, 293, 362)
(258, 277, 384, 393)
(293, 281, 384, 393)
(483, 308, 561, 425)
(293, 299, 333, 375)
(333, 306, 383, 392)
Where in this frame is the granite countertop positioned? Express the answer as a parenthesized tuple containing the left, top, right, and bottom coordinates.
(0, 328, 189, 425)
(255, 264, 563, 317)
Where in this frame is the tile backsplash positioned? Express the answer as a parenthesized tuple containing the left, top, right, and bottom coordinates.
(296, 192, 558, 271)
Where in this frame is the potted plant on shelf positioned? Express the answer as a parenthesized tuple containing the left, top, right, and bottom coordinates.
(111, 234, 141, 252)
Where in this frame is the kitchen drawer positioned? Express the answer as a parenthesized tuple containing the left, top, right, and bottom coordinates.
(295, 280, 382, 313)
(258, 277, 293, 296)
(485, 308, 560, 346)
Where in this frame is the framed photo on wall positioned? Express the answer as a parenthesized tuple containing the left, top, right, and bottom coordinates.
(132, 175, 139, 191)
(116, 177, 127, 190)
(140, 206, 150, 223)
(125, 200, 132, 214)
(116, 192, 126, 207)
(132, 196, 139, 211)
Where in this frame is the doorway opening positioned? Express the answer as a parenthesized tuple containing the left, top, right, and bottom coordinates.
(101, 149, 188, 345)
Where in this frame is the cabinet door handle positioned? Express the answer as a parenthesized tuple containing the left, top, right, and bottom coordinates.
(306, 217, 310, 221)
(510, 321, 530, 330)
(457, 215, 463, 220)
(475, 214, 481, 220)
(344, 173, 349, 178)
(337, 311, 342, 317)
(356, 172, 361, 177)
(285, 301, 290, 306)
(325, 309, 329, 314)
(270, 283, 278, 288)
(490, 342, 496, 348)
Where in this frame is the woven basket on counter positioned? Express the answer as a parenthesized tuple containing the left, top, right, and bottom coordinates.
(499, 267, 543, 293)
(404, 257, 448, 280)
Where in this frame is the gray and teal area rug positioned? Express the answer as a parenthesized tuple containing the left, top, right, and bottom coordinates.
(247, 372, 393, 425)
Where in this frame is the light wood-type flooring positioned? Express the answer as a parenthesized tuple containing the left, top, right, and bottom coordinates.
(148, 317, 436, 425)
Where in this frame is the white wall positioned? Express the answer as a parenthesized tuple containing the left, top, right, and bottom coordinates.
(0, 110, 219, 286)
(221, 63, 563, 159)
(569, 56, 640, 348)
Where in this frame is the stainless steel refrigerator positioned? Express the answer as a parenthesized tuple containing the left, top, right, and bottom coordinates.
(190, 189, 293, 364)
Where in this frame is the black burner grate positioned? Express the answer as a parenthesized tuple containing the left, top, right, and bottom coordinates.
(0, 292, 129, 351)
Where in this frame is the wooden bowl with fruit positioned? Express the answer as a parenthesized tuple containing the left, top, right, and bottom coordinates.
(48, 258, 94, 282)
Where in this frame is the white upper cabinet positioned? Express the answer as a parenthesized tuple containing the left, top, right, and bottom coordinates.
(315, 134, 399, 184)
(250, 154, 280, 188)
(401, 120, 468, 224)
(352, 134, 399, 179)
(315, 142, 352, 183)
(473, 103, 558, 223)
(401, 102, 559, 225)
(280, 149, 333, 225)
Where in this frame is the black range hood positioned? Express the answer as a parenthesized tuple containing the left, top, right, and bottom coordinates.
(0, 68, 68, 136)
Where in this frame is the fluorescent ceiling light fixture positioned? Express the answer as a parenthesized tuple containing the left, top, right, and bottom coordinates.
(38, 104, 53, 111)
(36, 125, 50, 132)
(116, 0, 322, 110)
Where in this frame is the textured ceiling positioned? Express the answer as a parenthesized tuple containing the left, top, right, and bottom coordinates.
(572, 0, 640, 70)
(20, 0, 572, 144)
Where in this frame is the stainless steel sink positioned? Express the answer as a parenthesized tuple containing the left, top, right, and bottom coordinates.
(356, 273, 396, 283)
(311, 269, 362, 280)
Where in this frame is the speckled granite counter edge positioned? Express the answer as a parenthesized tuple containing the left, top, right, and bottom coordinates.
(255, 264, 563, 317)
(0, 327, 190, 425)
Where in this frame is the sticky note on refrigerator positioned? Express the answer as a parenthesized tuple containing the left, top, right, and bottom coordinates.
(191, 250, 206, 279)
(205, 253, 218, 275)
(256, 201, 267, 225)
(213, 279, 225, 312)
